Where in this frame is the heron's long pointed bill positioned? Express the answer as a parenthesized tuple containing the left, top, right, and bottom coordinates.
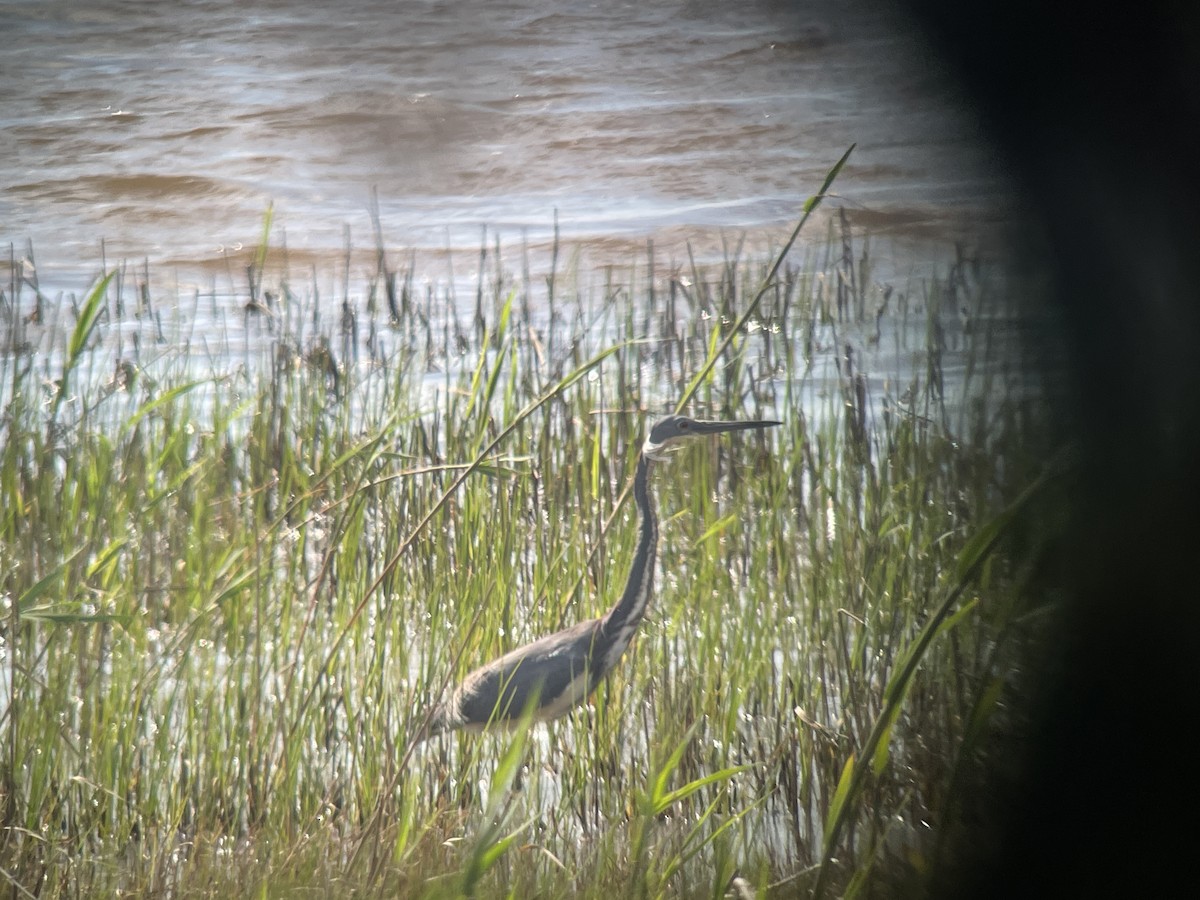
(688, 419, 782, 435)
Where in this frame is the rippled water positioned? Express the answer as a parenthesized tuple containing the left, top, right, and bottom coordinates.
(2, 0, 1011, 288)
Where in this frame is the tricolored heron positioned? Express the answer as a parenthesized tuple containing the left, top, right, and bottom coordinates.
(423, 414, 780, 736)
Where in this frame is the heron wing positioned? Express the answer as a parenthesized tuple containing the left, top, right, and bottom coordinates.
(455, 618, 601, 726)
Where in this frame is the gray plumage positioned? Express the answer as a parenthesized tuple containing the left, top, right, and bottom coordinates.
(423, 414, 779, 737)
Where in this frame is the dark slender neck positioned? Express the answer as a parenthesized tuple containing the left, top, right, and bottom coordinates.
(601, 454, 658, 639)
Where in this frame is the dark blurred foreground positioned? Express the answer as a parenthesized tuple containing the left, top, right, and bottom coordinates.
(900, 1, 1200, 895)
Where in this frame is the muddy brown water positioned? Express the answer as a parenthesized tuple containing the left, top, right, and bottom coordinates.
(2, 0, 1014, 294)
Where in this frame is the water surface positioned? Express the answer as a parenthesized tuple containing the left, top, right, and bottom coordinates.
(1, 0, 1012, 287)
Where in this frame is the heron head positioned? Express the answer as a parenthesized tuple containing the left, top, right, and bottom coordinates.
(642, 414, 781, 460)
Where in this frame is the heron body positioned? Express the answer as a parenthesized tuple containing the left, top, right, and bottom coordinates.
(424, 415, 778, 737)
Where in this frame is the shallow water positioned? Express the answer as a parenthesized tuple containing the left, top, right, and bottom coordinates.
(1, 0, 1012, 289)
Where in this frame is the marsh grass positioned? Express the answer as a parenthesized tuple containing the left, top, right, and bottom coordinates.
(0, 181, 1061, 897)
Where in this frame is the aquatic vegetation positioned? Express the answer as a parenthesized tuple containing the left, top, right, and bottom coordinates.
(0, 183, 1062, 897)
